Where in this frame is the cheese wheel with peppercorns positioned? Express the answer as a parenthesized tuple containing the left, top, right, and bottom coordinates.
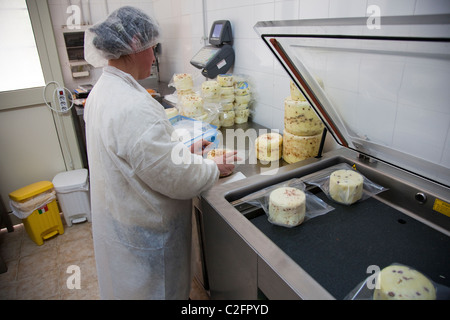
(269, 187, 306, 227)
(173, 73, 194, 91)
(282, 131, 322, 164)
(256, 133, 283, 162)
(284, 98, 324, 136)
(328, 169, 363, 205)
(373, 265, 436, 300)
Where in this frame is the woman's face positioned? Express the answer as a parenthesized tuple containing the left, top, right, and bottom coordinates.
(135, 46, 155, 80)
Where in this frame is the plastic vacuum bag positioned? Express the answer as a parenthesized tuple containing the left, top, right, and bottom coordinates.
(344, 263, 450, 300)
(303, 163, 388, 205)
(236, 178, 334, 228)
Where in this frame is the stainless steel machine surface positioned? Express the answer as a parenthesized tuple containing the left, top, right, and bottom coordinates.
(199, 14, 450, 300)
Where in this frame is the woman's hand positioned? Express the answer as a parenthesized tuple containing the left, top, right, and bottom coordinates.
(213, 151, 239, 177)
(190, 139, 213, 156)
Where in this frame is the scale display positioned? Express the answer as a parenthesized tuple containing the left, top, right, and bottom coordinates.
(190, 20, 235, 79)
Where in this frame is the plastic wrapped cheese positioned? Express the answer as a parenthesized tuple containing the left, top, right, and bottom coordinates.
(173, 73, 194, 91)
(234, 108, 249, 124)
(269, 187, 306, 227)
(256, 133, 283, 162)
(373, 265, 436, 300)
(217, 74, 234, 87)
(284, 98, 324, 136)
(201, 80, 220, 100)
(235, 94, 251, 105)
(234, 81, 251, 96)
(329, 169, 363, 205)
(220, 110, 235, 127)
(282, 131, 322, 164)
(220, 86, 235, 103)
(180, 94, 205, 118)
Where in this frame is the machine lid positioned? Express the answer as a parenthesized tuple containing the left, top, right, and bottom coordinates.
(255, 14, 450, 187)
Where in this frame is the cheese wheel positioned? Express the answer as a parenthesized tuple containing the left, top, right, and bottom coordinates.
(221, 110, 235, 127)
(180, 94, 204, 117)
(256, 133, 283, 162)
(165, 107, 178, 119)
(222, 102, 234, 111)
(373, 266, 436, 300)
(290, 81, 306, 101)
(234, 103, 249, 111)
(201, 80, 220, 100)
(269, 187, 306, 227)
(284, 98, 324, 136)
(235, 94, 251, 105)
(217, 74, 234, 87)
(282, 131, 322, 164)
(234, 81, 250, 95)
(328, 169, 363, 205)
(234, 108, 249, 124)
(173, 73, 194, 91)
(220, 86, 235, 103)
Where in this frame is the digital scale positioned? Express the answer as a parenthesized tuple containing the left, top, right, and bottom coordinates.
(190, 20, 235, 79)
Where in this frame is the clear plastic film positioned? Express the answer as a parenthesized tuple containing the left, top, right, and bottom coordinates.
(303, 163, 388, 206)
(236, 178, 334, 228)
(344, 263, 450, 300)
(85, 6, 160, 68)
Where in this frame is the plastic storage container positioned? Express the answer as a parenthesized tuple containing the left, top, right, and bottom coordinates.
(52, 169, 91, 227)
(9, 181, 64, 245)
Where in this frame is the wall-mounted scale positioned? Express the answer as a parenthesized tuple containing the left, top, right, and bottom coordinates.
(190, 20, 235, 79)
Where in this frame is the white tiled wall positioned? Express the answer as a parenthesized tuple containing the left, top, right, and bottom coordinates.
(48, 0, 450, 162)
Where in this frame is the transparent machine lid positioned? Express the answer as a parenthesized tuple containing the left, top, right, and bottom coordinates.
(255, 14, 450, 187)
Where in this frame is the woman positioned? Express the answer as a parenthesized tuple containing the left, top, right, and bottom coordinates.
(84, 6, 236, 299)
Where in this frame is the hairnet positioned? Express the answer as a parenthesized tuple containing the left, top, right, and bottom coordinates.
(85, 6, 160, 67)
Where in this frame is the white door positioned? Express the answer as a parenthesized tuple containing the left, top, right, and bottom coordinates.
(0, 0, 82, 215)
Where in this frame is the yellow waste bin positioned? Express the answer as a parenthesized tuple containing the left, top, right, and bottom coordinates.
(9, 181, 64, 245)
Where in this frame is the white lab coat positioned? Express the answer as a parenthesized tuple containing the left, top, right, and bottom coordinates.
(84, 66, 219, 299)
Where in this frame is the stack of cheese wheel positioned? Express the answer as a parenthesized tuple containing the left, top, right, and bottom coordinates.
(165, 107, 178, 119)
(173, 73, 194, 97)
(218, 74, 235, 127)
(255, 132, 283, 162)
(282, 81, 324, 164)
(179, 93, 207, 121)
(234, 81, 251, 124)
(201, 80, 221, 128)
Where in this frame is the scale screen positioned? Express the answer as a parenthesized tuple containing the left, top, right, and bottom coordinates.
(190, 46, 221, 68)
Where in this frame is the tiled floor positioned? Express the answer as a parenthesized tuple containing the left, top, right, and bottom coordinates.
(0, 219, 209, 300)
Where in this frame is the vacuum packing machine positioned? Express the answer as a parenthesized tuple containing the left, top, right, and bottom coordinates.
(199, 14, 450, 300)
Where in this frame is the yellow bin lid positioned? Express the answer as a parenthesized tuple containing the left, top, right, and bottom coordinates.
(9, 181, 54, 202)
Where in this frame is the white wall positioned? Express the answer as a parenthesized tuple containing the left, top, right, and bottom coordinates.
(48, 0, 450, 154)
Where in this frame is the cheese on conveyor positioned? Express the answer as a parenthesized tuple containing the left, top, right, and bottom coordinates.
(180, 94, 205, 118)
(255, 133, 283, 162)
(201, 80, 220, 100)
(290, 81, 306, 101)
(373, 265, 436, 300)
(173, 73, 194, 91)
(284, 98, 324, 136)
(282, 131, 322, 164)
(328, 169, 363, 205)
(269, 187, 306, 227)
(217, 74, 234, 87)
